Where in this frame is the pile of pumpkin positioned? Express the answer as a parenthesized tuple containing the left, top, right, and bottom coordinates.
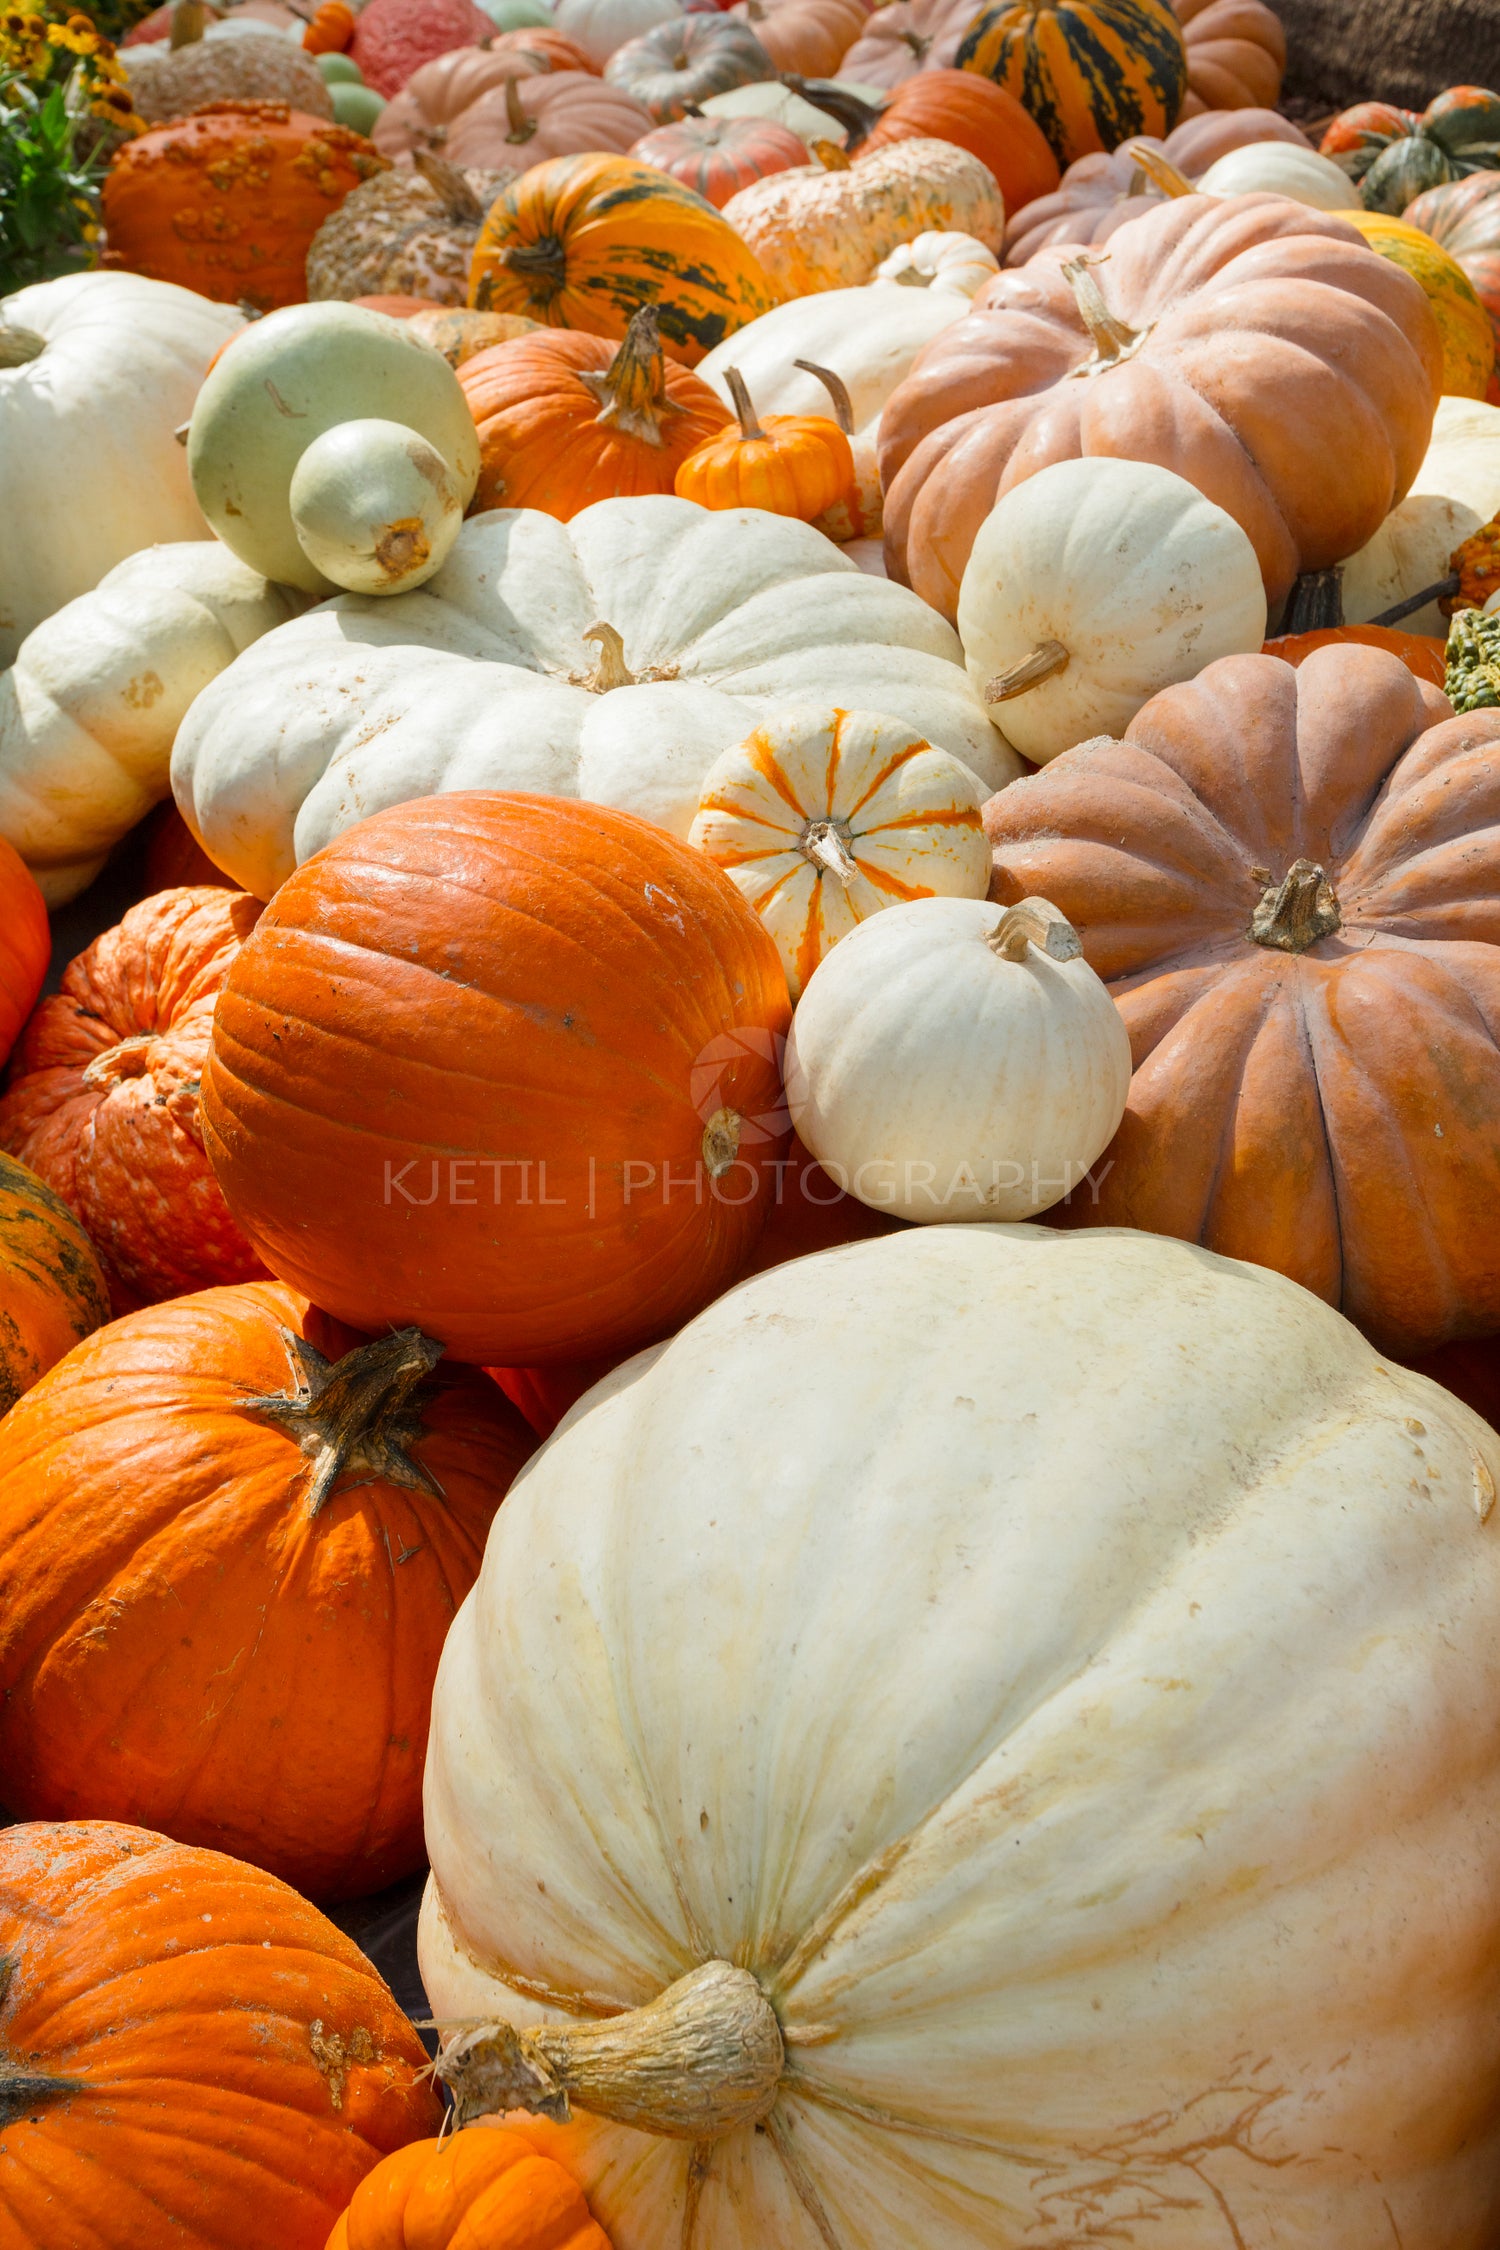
(12, 0, 1500, 2244)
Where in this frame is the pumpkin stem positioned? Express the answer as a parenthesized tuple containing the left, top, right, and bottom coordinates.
(898, 27, 929, 55)
(1126, 143, 1196, 198)
(1280, 566, 1344, 634)
(502, 72, 539, 143)
(579, 305, 679, 445)
(987, 902, 1083, 963)
(723, 366, 767, 442)
(499, 233, 567, 296)
(810, 138, 851, 171)
(800, 817, 859, 883)
(1060, 254, 1147, 374)
(792, 358, 853, 434)
(431, 1958, 784, 2138)
(1248, 859, 1341, 954)
(170, 0, 205, 45)
(81, 1033, 156, 1090)
(414, 149, 486, 223)
(984, 640, 1071, 703)
(0, 2069, 85, 2128)
(0, 325, 46, 368)
(239, 1324, 446, 1519)
(780, 72, 883, 150)
(701, 1108, 743, 1179)
(578, 621, 638, 691)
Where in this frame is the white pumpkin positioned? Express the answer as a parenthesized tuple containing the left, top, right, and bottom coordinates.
(172, 496, 1022, 899)
(873, 228, 999, 298)
(1342, 396, 1500, 636)
(689, 705, 990, 997)
(0, 272, 242, 668)
(421, 1219, 1500, 2250)
(0, 541, 303, 905)
(186, 301, 481, 597)
(784, 895, 1128, 1218)
(288, 418, 468, 595)
(553, 0, 681, 65)
(956, 457, 1268, 764)
(696, 283, 968, 430)
(1193, 142, 1359, 209)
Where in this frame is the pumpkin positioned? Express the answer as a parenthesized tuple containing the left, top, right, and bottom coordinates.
(481, 0, 564, 29)
(552, 0, 681, 66)
(201, 792, 793, 1365)
(1193, 140, 1359, 207)
(351, 0, 497, 95)
(603, 15, 774, 122)
(0, 887, 269, 1311)
(171, 498, 1018, 893)
(1264, 623, 1449, 686)
(306, 0, 356, 51)
(1336, 207, 1497, 402)
(102, 102, 389, 313)
(467, 154, 781, 362)
(125, 32, 337, 122)
(488, 1355, 623, 1439)
(372, 42, 596, 167)
(695, 276, 971, 431)
(721, 138, 1006, 297)
(785, 894, 1129, 1218)
(983, 643, 1500, 1355)
(331, 81, 390, 133)
(142, 800, 242, 891)
(0, 1154, 110, 1417)
(0, 1819, 440, 2248)
(1407, 173, 1500, 373)
(730, 0, 867, 77)
(0, 542, 301, 908)
(458, 304, 732, 514)
(675, 366, 853, 518)
(187, 301, 481, 594)
(1322, 87, 1500, 217)
(1172, 0, 1283, 115)
(879, 195, 1444, 627)
(484, 24, 601, 70)
(955, 0, 1189, 166)
(0, 273, 241, 669)
(326, 2128, 614, 2250)
(957, 457, 1266, 763)
(0, 1280, 534, 1897)
(874, 227, 999, 297)
(1341, 396, 1500, 635)
(0, 837, 49, 1069)
(291, 418, 473, 595)
(698, 74, 864, 146)
(436, 68, 655, 162)
(408, 303, 544, 361)
(421, 1213, 1500, 2246)
(688, 706, 990, 996)
(735, 1125, 905, 1267)
(839, 0, 988, 88)
(307, 157, 517, 305)
(835, 68, 1062, 213)
(629, 110, 809, 203)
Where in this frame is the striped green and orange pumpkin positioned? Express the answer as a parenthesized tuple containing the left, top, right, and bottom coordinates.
(0, 1153, 109, 1417)
(956, 0, 1188, 166)
(466, 153, 784, 364)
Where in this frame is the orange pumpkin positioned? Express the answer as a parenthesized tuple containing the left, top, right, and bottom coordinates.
(0, 1152, 109, 1417)
(201, 793, 792, 1367)
(488, 1354, 622, 1439)
(102, 102, 389, 313)
(0, 832, 48, 1070)
(676, 364, 853, 517)
(459, 303, 731, 514)
(1264, 624, 1449, 686)
(730, 0, 870, 78)
(955, 0, 1190, 166)
(325, 2124, 613, 2250)
(985, 645, 1500, 1356)
(0, 1280, 533, 1897)
(813, 69, 1062, 213)
(0, 1819, 439, 2249)
(305, 0, 357, 53)
(0, 886, 268, 1312)
(1172, 0, 1284, 115)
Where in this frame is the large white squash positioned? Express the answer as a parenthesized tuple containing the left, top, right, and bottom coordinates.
(695, 283, 968, 432)
(1342, 396, 1500, 636)
(0, 273, 242, 667)
(421, 1221, 1500, 2250)
(0, 542, 303, 904)
(172, 497, 1021, 898)
(957, 458, 1268, 764)
(1193, 143, 1356, 209)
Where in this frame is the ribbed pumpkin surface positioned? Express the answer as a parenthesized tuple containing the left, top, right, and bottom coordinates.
(956, 0, 1189, 164)
(0, 1153, 109, 1417)
(0, 833, 48, 1070)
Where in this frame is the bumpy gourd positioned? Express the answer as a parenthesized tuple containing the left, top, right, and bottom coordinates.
(1446, 604, 1500, 711)
(289, 418, 468, 593)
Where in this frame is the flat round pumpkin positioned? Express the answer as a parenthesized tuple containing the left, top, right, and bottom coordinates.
(0, 1153, 109, 1417)
(201, 792, 794, 1366)
(984, 644, 1500, 1355)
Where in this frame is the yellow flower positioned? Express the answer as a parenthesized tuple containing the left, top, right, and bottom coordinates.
(47, 18, 101, 50)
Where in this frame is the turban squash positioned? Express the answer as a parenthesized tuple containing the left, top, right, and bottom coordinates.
(0, 1154, 109, 1417)
(879, 192, 1445, 625)
(985, 644, 1500, 1356)
(0, 1820, 439, 2250)
(955, 0, 1189, 165)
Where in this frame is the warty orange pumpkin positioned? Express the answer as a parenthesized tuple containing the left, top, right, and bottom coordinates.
(0, 831, 48, 1069)
(458, 303, 732, 514)
(0, 1152, 109, 1417)
(201, 792, 793, 1367)
(0, 886, 268, 1312)
(955, 0, 1189, 165)
(0, 1819, 440, 2250)
(0, 1280, 534, 1897)
(985, 643, 1500, 1356)
(325, 2123, 614, 2250)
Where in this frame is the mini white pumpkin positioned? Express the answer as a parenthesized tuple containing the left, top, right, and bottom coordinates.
(956, 457, 1268, 764)
(186, 301, 481, 597)
(421, 1220, 1500, 2250)
(172, 496, 1022, 898)
(689, 705, 990, 996)
(784, 894, 1129, 1219)
(1194, 142, 1360, 209)
(288, 418, 468, 595)
(0, 541, 302, 904)
(0, 272, 242, 667)
(1342, 396, 1500, 636)
(873, 228, 999, 298)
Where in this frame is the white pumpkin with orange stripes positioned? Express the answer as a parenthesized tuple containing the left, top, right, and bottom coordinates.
(689, 705, 992, 997)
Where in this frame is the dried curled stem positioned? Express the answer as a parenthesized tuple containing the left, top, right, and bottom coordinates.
(988, 902, 1083, 963)
(984, 639, 1071, 703)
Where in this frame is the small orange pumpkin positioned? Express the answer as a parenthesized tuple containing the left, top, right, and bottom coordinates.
(0, 832, 48, 1070)
(459, 302, 731, 514)
(102, 101, 389, 312)
(1263, 624, 1449, 687)
(0, 1153, 109, 1418)
(305, 0, 356, 52)
(325, 2124, 613, 2250)
(675, 364, 854, 518)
